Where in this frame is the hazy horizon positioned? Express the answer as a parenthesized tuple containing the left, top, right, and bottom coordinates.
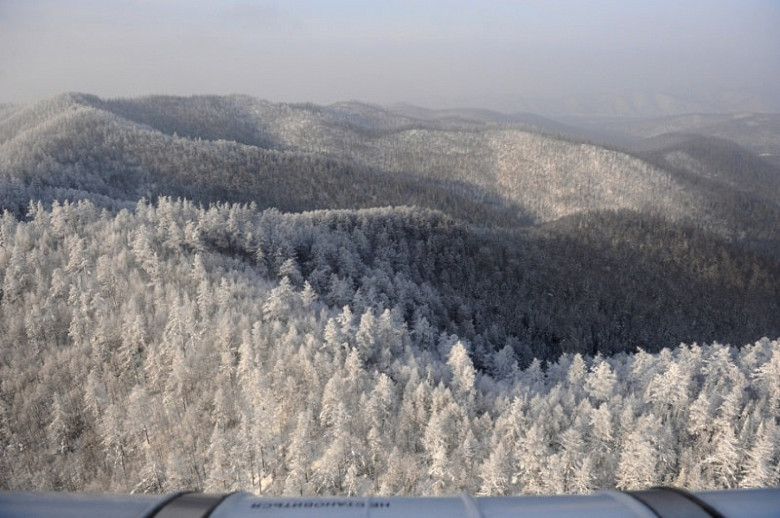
(1, 0, 779, 116)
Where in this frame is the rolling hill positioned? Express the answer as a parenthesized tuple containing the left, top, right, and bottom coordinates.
(2, 93, 777, 245)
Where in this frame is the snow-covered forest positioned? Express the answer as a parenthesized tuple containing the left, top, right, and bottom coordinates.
(0, 94, 778, 495)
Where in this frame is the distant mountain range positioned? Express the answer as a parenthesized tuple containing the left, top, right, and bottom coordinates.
(482, 89, 780, 119)
(2, 93, 778, 239)
(591, 112, 780, 167)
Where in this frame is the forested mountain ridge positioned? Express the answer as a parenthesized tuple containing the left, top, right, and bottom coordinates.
(628, 134, 780, 253)
(0, 93, 779, 495)
(2, 93, 777, 246)
(590, 112, 780, 160)
(634, 133, 780, 202)
(0, 93, 777, 355)
(0, 94, 526, 227)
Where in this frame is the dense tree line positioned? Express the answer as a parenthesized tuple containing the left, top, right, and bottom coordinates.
(0, 199, 778, 494)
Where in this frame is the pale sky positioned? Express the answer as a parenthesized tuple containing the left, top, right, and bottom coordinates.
(1, 0, 779, 113)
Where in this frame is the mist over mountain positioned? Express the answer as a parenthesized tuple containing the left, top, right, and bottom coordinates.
(590, 113, 780, 169)
(518, 89, 780, 120)
(0, 93, 778, 495)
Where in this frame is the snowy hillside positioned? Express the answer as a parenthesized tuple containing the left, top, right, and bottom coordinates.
(0, 94, 778, 496)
